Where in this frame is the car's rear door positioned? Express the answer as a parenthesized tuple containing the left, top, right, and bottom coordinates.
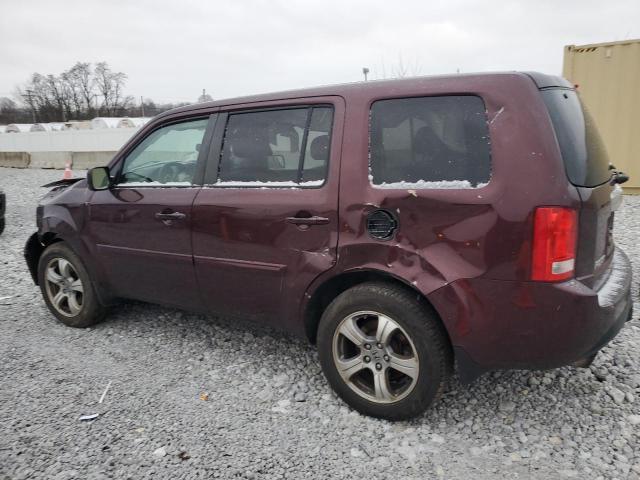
(541, 88, 617, 289)
(88, 114, 216, 309)
(192, 98, 344, 331)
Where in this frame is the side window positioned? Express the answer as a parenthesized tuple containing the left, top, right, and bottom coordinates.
(369, 96, 491, 188)
(217, 106, 333, 187)
(119, 118, 208, 186)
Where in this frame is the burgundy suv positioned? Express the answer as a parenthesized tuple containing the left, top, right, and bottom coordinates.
(25, 72, 632, 420)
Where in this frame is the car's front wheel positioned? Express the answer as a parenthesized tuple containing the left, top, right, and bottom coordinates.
(38, 242, 106, 328)
(317, 282, 452, 420)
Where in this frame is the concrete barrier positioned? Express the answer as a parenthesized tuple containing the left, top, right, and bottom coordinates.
(0, 151, 117, 170)
(0, 152, 30, 168)
(0, 128, 137, 152)
(71, 151, 117, 170)
(29, 152, 72, 169)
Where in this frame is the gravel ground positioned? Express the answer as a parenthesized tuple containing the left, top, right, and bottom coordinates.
(0, 166, 639, 480)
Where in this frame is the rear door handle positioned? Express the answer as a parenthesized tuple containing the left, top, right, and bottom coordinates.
(155, 211, 186, 220)
(286, 215, 330, 226)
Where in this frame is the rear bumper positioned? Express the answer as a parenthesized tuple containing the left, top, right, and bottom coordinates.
(428, 247, 633, 380)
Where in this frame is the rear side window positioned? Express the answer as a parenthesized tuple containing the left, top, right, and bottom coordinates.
(369, 96, 491, 188)
(217, 106, 333, 187)
(541, 89, 611, 187)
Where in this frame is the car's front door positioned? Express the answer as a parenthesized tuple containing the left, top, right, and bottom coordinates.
(88, 115, 215, 309)
(192, 99, 344, 331)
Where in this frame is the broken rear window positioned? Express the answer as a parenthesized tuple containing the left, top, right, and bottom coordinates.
(369, 95, 492, 188)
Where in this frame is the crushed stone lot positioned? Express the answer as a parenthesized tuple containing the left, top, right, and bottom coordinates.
(0, 166, 639, 479)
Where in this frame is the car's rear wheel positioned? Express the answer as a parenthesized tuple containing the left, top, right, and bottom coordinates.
(317, 282, 451, 420)
(38, 242, 106, 328)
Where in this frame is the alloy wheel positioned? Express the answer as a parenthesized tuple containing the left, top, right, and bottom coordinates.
(44, 257, 84, 317)
(332, 310, 419, 404)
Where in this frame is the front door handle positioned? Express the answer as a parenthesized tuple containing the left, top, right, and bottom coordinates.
(155, 211, 186, 220)
(155, 211, 186, 226)
(286, 215, 330, 226)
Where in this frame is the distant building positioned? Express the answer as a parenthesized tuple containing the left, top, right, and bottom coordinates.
(197, 89, 213, 103)
(563, 39, 640, 194)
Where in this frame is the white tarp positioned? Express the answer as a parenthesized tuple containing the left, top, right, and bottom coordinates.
(117, 117, 152, 128)
(5, 124, 34, 133)
(30, 123, 65, 132)
(91, 117, 124, 129)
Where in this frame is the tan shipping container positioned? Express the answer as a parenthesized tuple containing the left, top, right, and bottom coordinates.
(563, 39, 640, 194)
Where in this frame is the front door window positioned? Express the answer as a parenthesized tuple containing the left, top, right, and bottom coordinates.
(119, 118, 208, 186)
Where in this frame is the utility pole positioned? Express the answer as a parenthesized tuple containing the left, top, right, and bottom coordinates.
(362, 67, 370, 81)
(140, 96, 145, 117)
(24, 89, 36, 122)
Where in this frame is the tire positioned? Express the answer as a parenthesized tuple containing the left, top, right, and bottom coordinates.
(37, 242, 106, 328)
(317, 282, 452, 420)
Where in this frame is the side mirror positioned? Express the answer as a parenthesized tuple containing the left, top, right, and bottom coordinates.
(87, 167, 111, 191)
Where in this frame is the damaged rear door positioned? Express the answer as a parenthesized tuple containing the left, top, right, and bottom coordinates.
(191, 97, 344, 330)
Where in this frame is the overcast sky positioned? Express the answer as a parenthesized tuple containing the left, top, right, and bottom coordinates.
(1, 0, 639, 104)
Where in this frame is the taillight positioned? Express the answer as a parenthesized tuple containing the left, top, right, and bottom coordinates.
(531, 207, 578, 282)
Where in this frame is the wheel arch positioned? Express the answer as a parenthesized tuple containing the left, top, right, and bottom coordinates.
(24, 232, 63, 285)
(303, 268, 453, 350)
(26, 229, 115, 306)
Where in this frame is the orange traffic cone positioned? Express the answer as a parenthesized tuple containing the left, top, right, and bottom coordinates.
(63, 160, 73, 180)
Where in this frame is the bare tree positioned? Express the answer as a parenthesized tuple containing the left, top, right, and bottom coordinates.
(6, 61, 188, 123)
(94, 62, 133, 115)
(375, 54, 423, 80)
(63, 62, 93, 117)
(0, 97, 21, 124)
(17, 73, 53, 122)
(44, 74, 70, 121)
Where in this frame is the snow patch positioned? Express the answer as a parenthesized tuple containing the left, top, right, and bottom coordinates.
(118, 181, 193, 187)
(212, 180, 323, 188)
(373, 179, 488, 190)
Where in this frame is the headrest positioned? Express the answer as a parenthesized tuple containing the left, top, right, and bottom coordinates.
(310, 135, 329, 161)
(413, 126, 446, 155)
(230, 128, 272, 160)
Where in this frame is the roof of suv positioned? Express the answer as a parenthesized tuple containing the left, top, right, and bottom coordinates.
(159, 71, 570, 119)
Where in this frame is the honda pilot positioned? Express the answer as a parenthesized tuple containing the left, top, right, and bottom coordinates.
(25, 72, 632, 420)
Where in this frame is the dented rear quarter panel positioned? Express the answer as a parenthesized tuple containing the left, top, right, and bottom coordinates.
(304, 73, 582, 351)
